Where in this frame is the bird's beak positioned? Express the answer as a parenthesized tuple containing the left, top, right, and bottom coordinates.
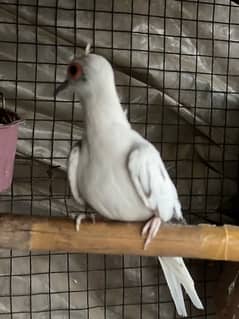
(55, 79, 69, 96)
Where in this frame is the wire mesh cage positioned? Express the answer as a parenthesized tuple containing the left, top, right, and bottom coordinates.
(0, 0, 238, 317)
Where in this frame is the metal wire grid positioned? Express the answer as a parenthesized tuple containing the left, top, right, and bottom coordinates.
(0, 0, 237, 317)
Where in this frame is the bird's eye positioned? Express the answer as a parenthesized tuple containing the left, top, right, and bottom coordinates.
(67, 62, 83, 80)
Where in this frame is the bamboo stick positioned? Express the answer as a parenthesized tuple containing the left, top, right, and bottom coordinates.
(0, 213, 238, 261)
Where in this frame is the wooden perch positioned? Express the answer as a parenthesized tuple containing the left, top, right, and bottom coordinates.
(0, 213, 239, 261)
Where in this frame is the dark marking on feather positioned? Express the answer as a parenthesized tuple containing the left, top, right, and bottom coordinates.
(158, 164, 166, 180)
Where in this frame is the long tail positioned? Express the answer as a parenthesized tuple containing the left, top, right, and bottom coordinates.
(158, 256, 204, 317)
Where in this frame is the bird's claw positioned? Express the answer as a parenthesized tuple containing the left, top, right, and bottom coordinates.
(71, 213, 96, 232)
(142, 216, 161, 250)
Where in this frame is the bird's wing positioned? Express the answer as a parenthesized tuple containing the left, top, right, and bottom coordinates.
(68, 141, 85, 206)
(128, 144, 182, 222)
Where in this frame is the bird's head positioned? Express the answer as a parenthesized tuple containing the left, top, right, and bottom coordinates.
(56, 50, 115, 103)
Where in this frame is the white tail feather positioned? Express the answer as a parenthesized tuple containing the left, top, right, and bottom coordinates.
(158, 257, 204, 317)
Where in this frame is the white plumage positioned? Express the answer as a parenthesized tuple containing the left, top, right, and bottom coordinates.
(56, 52, 204, 317)
(128, 144, 182, 221)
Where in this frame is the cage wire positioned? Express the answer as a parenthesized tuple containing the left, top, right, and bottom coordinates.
(0, 0, 238, 317)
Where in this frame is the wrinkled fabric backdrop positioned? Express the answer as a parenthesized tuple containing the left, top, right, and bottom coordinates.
(0, 0, 238, 317)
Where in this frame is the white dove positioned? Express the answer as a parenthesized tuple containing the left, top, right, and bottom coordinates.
(56, 50, 204, 317)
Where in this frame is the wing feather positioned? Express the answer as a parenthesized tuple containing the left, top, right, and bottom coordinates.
(128, 144, 182, 222)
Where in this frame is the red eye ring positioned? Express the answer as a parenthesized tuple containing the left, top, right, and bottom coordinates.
(67, 62, 83, 80)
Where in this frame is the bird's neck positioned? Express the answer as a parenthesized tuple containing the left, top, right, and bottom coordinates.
(82, 87, 130, 139)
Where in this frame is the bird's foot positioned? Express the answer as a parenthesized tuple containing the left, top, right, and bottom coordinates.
(142, 216, 161, 250)
(71, 213, 96, 232)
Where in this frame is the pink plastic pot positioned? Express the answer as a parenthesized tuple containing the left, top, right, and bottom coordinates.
(0, 94, 22, 192)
